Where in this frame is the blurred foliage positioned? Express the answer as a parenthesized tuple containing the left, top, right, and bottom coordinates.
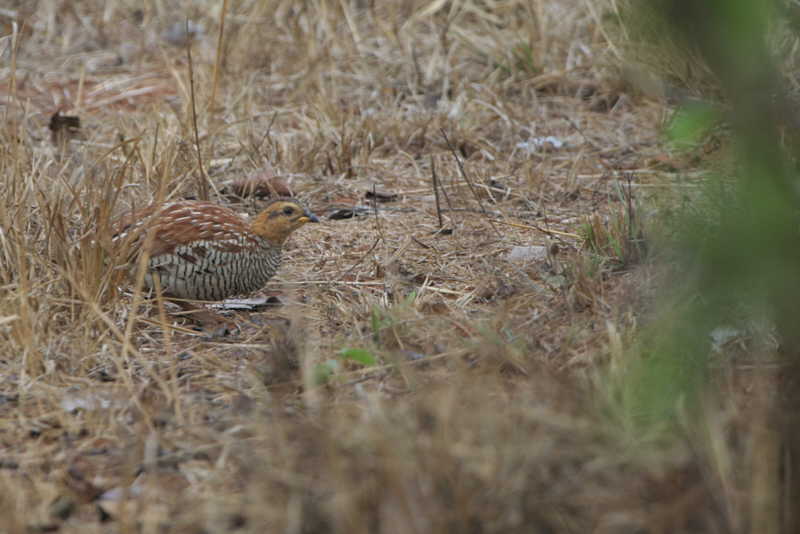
(609, 5, 800, 525)
(616, 0, 800, 426)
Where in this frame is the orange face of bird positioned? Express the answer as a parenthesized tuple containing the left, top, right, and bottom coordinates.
(250, 199, 320, 244)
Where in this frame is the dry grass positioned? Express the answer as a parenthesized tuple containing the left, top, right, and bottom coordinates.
(0, 1, 773, 533)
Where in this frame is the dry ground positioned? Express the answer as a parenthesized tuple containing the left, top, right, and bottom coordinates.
(0, 1, 751, 533)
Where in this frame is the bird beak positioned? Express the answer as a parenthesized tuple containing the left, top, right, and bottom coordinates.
(300, 212, 320, 224)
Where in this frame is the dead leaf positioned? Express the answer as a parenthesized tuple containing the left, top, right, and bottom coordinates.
(365, 189, 398, 202)
(225, 172, 293, 200)
(49, 111, 81, 146)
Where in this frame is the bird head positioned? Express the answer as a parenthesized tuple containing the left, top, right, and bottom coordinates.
(251, 199, 320, 244)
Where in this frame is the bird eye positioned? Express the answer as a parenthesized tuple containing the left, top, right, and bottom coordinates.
(283, 206, 295, 215)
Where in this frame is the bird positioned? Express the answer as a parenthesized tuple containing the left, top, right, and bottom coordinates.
(113, 198, 319, 331)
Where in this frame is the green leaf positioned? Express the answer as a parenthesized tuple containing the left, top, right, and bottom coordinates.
(666, 101, 720, 151)
(338, 348, 378, 366)
(313, 359, 340, 385)
(371, 308, 382, 336)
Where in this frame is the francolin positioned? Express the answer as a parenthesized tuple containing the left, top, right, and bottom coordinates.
(113, 198, 319, 330)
